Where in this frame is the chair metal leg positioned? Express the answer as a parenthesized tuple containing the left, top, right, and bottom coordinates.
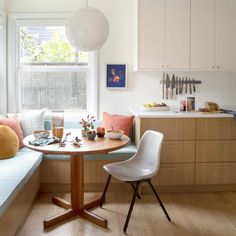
(123, 181, 142, 233)
(147, 179, 171, 221)
(100, 174, 112, 208)
(130, 182, 141, 199)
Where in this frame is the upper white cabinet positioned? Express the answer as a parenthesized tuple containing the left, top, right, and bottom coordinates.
(135, 0, 190, 71)
(137, 0, 165, 70)
(191, 0, 236, 71)
(136, 0, 236, 71)
(191, 0, 215, 70)
(165, 0, 190, 70)
(215, 0, 236, 71)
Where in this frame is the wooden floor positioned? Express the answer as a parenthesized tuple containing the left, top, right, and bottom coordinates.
(16, 191, 236, 236)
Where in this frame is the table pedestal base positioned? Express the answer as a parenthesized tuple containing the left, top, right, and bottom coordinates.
(44, 197, 107, 229)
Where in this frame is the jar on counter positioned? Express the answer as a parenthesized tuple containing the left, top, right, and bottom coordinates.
(180, 100, 186, 111)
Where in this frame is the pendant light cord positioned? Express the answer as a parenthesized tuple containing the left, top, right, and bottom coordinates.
(86, 0, 88, 8)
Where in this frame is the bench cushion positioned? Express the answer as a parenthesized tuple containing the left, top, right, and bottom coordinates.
(43, 144, 137, 161)
(0, 148, 43, 217)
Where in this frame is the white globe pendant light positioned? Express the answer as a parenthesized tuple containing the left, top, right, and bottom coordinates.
(66, 1, 109, 52)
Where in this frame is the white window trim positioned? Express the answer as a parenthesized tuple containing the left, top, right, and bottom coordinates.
(0, 11, 6, 115)
(7, 13, 98, 118)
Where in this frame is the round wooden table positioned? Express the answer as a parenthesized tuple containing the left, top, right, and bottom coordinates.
(23, 131, 130, 230)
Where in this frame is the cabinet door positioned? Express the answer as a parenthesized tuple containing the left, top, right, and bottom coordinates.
(191, 0, 215, 70)
(196, 118, 236, 140)
(153, 163, 195, 185)
(215, 0, 236, 70)
(196, 140, 236, 163)
(165, 0, 190, 70)
(138, 0, 165, 70)
(161, 141, 195, 163)
(195, 163, 236, 184)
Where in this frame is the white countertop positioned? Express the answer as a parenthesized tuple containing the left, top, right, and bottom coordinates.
(129, 107, 234, 118)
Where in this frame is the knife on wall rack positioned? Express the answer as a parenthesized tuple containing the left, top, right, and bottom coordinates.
(162, 72, 165, 99)
(166, 73, 170, 99)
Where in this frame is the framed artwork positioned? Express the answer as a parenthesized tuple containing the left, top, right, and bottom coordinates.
(106, 64, 127, 89)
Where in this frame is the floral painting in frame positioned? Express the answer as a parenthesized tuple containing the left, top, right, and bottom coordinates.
(106, 64, 127, 89)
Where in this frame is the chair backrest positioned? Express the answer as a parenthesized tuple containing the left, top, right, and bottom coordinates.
(134, 130, 164, 175)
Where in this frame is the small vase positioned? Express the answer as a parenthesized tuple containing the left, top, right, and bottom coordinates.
(87, 131, 97, 140)
(81, 129, 88, 137)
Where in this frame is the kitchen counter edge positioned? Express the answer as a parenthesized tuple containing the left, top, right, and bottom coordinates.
(129, 107, 234, 118)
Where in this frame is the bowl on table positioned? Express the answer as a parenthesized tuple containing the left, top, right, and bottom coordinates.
(106, 130, 124, 139)
(32, 130, 50, 139)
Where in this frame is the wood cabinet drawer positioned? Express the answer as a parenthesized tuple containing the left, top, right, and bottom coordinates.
(138, 118, 196, 141)
(196, 118, 236, 140)
(152, 163, 194, 186)
(196, 140, 236, 162)
(161, 141, 195, 163)
(195, 163, 236, 184)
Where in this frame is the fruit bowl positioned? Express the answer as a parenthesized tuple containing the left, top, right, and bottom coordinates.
(32, 130, 50, 139)
(141, 103, 169, 111)
(106, 130, 124, 139)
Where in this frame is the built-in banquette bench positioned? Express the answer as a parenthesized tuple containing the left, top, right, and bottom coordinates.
(0, 120, 136, 236)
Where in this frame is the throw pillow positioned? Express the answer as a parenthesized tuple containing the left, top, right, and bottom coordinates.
(102, 112, 134, 136)
(0, 117, 24, 148)
(7, 108, 47, 137)
(0, 125, 19, 159)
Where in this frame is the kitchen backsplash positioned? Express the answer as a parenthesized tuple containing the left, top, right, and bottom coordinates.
(127, 71, 236, 112)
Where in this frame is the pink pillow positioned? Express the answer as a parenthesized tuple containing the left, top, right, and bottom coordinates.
(0, 116, 24, 148)
(102, 112, 134, 136)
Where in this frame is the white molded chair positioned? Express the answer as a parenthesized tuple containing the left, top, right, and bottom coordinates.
(100, 130, 171, 232)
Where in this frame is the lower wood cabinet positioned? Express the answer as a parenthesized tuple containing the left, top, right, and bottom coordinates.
(196, 140, 236, 162)
(152, 163, 195, 186)
(161, 141, 195, 163)
(195, 163, 236, 185)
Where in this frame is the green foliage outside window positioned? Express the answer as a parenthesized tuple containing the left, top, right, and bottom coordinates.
(20, 27, 88, 64)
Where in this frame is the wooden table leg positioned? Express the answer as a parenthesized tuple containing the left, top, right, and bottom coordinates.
(52, 197, 71, 209)
(44, 209, 77, 229)
(43, 154, 108, 230)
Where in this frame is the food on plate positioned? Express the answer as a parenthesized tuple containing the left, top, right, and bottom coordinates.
(143, 102, 167, 108)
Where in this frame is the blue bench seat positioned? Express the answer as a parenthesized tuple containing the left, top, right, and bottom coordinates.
(0, 148, 42, 218)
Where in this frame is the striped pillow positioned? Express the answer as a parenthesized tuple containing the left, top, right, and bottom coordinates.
(7, 108, 46, 137)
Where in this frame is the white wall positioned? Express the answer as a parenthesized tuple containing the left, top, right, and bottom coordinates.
(5, 0, 236, 117)
(0, 0, 5, 11)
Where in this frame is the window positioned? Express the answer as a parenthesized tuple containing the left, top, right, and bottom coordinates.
(8, 14, 97, 116)
(0, 12, 6, 115)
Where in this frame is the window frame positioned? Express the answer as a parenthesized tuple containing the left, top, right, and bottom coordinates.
(0, 11, 6, 115)
(7, 13, 98, 118)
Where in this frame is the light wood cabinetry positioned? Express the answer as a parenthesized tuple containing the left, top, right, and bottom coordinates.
(135, 0, 190, 71)
(135, 118, 196, 144)
(135, 117, 236, 187)
(162, 141, 195, 163)
(153, 163, 195, 186)
(195, 163, 236, 185)
(135, 118, 196, 186)
(195, 118, 236, 185)
(196, 118, 236, 140)
(196, 140, 236, 163)
(191, 0, 236, 70)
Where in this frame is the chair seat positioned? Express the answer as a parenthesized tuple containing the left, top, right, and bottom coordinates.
(103, 161, 156, 182)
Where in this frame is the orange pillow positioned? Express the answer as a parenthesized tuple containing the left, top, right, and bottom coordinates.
(102, 112, 134, 136)
(0, 117, 24, 148)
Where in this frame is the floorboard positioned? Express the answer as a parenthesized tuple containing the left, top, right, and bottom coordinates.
(16, 191, 236, 236)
